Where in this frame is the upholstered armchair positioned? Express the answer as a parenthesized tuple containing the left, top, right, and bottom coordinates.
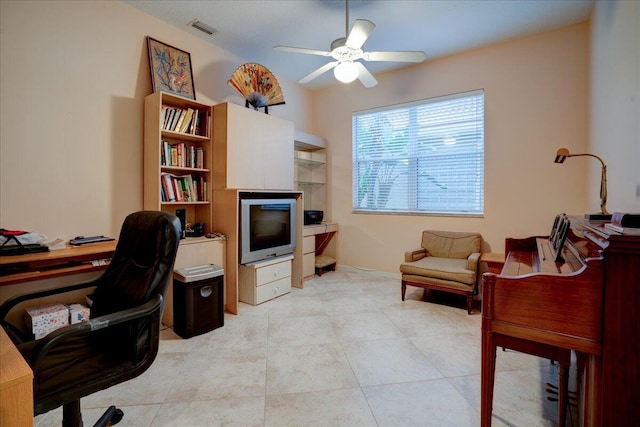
(400, 230, 482, 314)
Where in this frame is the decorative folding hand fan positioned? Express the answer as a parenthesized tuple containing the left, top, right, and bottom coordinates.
(228, 63, 285, 113)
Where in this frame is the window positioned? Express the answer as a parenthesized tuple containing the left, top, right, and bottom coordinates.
(352, 90, 484, 216)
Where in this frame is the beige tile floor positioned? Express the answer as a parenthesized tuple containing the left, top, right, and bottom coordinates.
(35, 267, 571, 426)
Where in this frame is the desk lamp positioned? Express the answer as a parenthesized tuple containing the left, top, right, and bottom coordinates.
(554, 147, 611, 220)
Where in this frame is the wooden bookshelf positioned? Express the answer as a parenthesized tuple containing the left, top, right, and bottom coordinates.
(144, 92, 212, 232)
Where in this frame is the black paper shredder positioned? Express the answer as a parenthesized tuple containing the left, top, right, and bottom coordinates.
(173, 264, 224, 339)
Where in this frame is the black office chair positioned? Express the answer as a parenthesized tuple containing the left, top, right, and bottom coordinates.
(0, 211, 180, 427)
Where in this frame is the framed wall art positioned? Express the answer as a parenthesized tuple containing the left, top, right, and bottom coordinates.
(147, 37, 196, 100)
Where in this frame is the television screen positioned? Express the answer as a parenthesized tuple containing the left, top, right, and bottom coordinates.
(240, 198, 297, 264)
(249, 203, 291, 251)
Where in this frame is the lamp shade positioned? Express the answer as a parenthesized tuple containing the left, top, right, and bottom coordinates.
(334, 61, 358, 83)
(554, 148, 570, 163)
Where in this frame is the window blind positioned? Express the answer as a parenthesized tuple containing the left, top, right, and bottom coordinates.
(352, 90, 484, 216)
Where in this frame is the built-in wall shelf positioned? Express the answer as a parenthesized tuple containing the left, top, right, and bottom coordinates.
(295, 158, 325, 167)
(294, 131, 327, 212)
(295, 181, 324, 186)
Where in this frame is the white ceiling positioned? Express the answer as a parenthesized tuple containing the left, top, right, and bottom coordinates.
(125, 0, 594, 90)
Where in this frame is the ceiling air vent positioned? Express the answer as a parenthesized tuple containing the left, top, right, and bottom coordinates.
(189, 19, 217, 36)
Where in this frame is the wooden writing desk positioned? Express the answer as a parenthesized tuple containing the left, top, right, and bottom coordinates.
(0, 241, 116, 286)
(1, 328, 33, 426)
(0, 241, 116, 425)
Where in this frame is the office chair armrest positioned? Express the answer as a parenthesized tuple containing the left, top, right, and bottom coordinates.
(0, 280, 98, 321)
(27, 294, 164, 372)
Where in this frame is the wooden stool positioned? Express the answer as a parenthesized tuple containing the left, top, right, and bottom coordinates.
(315, 255, 336, 276)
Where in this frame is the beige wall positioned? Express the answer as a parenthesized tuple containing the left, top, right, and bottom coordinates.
(590, 0, 640, 213)
(313, 24, 590, 273)
(3, 1, 638, 278)
(0, 0, 313, 239)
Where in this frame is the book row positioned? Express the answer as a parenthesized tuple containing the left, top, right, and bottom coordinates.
(161, 173, 207, 203)
(161, 140, 205, 169)
(161, 106, 208, 136)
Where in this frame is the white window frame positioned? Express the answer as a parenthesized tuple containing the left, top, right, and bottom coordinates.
(352, 89, 485, 216)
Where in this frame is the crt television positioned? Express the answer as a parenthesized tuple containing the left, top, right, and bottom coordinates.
(240, 198, 297, 264)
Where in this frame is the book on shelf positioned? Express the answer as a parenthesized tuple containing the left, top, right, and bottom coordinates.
(161, 173, 176, 202)
(173, 109, 186, 132)
(168, 108, 179, 131)
(179, 108, 195, 133)
(604, 223, 640, 235)
(164, 108, 176, 130)
(611, 212, 640, 228)
(160, 141, 204, 169)
(160, 105, 208, 136)
(160, 106, 169, 128)
(160, 173, 207, 203)
(189, 110, 199, 134)
(196, 109, 208, 136)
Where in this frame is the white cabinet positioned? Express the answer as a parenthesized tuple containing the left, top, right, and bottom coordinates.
(238, 255, 292, 305)
(213, 102, 294, 191)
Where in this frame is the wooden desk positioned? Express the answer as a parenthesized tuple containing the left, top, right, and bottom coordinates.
(0, 241, 116, 286)
(0, 328, 33, 426)
(302, 223, 338, 280)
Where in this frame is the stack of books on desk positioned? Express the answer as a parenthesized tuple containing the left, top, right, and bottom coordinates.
(604, 213, 640, 235)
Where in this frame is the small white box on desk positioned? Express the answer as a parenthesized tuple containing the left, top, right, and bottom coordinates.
(67, 303, 90, 324)
(26, 304, 69, 339)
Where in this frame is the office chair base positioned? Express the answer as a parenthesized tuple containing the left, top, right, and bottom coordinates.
(94, 405, 124, 426)
(62, 402, 123, 427)
(62, 400, 83, 427)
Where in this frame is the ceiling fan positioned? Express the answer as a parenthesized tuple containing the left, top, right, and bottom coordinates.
(274, 0, 426, 88)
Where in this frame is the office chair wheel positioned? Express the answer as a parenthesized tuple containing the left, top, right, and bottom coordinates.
(111, 408, 124, 425)
(93, 405, 124, 426)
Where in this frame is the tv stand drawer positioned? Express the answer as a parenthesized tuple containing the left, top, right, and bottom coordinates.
(256, 260, 292, 286)
(238, 256, 292, 305)
(255, 277, 291, 304)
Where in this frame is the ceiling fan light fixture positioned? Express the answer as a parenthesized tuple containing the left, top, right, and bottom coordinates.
(334, 61, 359, 83)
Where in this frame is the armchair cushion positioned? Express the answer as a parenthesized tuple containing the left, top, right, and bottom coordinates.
(421, 230, 481, 259)
(400, 257, 476, 286)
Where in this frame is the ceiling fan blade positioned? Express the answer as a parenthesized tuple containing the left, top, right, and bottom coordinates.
(298, 61, 339, 84)
(274, 45, 331, 57)
(364, 51, 427, 63)
(354, 62, 378, 88)
(346, 19, 375, 49)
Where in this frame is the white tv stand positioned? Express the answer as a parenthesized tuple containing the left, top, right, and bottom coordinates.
(238, 254, 293, 305)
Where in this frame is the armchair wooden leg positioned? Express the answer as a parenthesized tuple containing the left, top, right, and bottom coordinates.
(467, 296, 473, 314)
(401, 281, 406, 301)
